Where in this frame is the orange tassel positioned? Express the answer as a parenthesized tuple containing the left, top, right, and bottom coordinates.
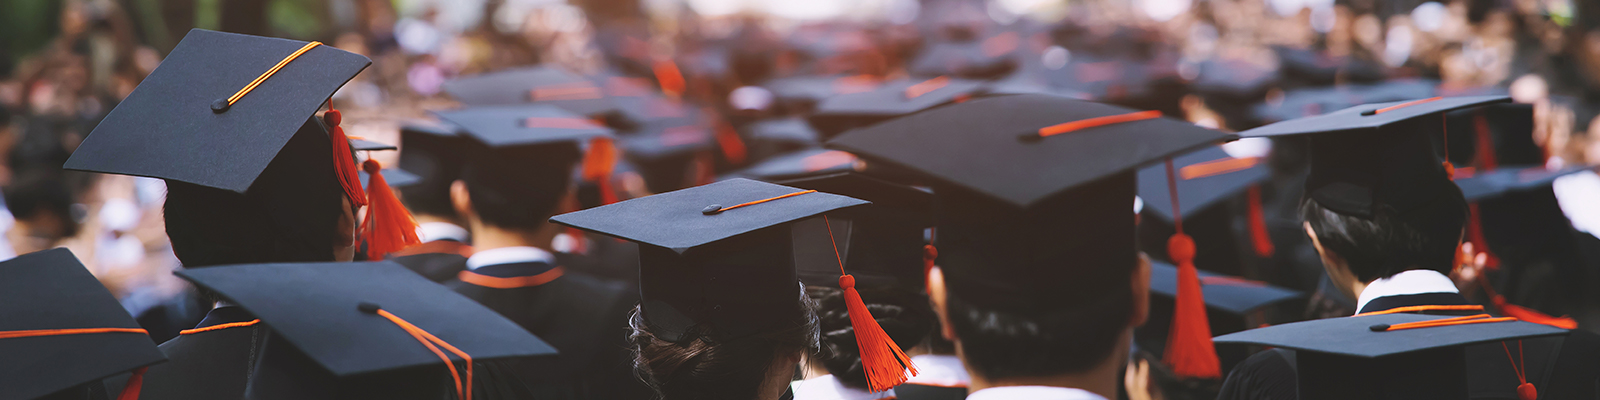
(116, 367, 147, 400)
(1518, 382, 1537, 400)
(841, 274, 919, 392)
(361, 159, 421, 259)
(652, 59, 686, 98)
(324, 109, 367, 208)
(581, 137, 620, 205)
(1466, 203, 1501, 270)
(1246, 185, 1275, 258)
(1161, 158, 1221, 379)
(715, 122, 748, 165)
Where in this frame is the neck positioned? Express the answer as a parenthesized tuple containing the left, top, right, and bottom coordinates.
(963, 330, 1127, 399)
(469, 221, 559, 252)
(413, 214, 463, 227)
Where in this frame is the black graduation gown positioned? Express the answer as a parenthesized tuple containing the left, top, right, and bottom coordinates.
(895, 384, 969, 400)
(123, 306, 265, 400)
(1217, 292, 1600, 400)
(444, 261, 651, 400)
(389, 240, 473, 283)
(243, 331, 533, 400)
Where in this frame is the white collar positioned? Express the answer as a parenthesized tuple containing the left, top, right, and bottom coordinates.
(906, 354, 970, 387)
(966, 386, 1107, 400)
(465, 246, 555, 270)
(1355, 269, 1459, 312)
(416, 222, 470, 243)
(1553, 170, 1600, 236)
(792, 375, 894, 400)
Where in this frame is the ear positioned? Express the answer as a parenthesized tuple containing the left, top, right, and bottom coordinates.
(451, 180, 474, 221)
(1130, 253, 1151, 328)
(927, 266, 955, 341)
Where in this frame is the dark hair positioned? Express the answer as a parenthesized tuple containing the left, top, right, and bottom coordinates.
(163, 118, 345, 268)
(629, 284, 819, 400)
(810, 286, 935, 389)
(944, 272, 1134, 379)
(4, 170, 81, 238)
(396, 134, 464, 219)
(1299, 186, 1468, 283)
(459, 143, 579, 231)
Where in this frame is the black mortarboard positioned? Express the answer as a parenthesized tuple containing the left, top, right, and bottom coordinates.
(397, 120, 468, 216)
(550, 178, 869, 342)
(780, 172, 935, 292)
(440, 65, 620, 117)
(907, 41, 1018, 79)
(1214, 314, 1567, 400)
(809, 76, 986, 139)
(0, 248, 166, 400)
(349, 138, 397, 151)
(1147, 260, 1302, 315)
(764, 75, 883, 106)
(724, 148, 862, 182)
(63, 29, 370, 193)
(746, 117, 821, 147)
(1454, 166, 1592, 202)
(1273, 46, 1387, 86)
(1444, 102, 1542, 167)
(1137, 145, 1270, 221)
(1043, 57, 1154, 101)
(827, 94, 1232, 314)
(1240, 96, 1510, 218)
(176, 261, 556, 378)
(360, 168, 422, 189)
(432, 104, 613, 149)
(1191, 58, 1279, 100)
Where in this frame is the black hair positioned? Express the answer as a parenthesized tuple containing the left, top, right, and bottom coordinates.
(1299, 185, 1469, 283)
(944, 279, 1134, 379)
(4, 170, 81, 238)
(458, 142, 579, 231)
(396, 132, 464, 219)
(163, 117, 345, 268)
(810, 286, 935, 389)
(629, 284, 819, 400)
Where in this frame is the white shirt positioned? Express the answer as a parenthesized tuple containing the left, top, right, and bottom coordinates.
(465, 246, 555, 270)
(1553, 170, 1600, 236)
(905, 354, 971, 388)
(791, 375, 894, 400)
(966, 386, 1107, 400)
(1354, 269, 1459, 312)
(416, 222, 470, 243)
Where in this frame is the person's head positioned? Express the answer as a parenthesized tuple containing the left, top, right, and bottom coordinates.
(163, 118, 357, 268)
(809, 286, 935, 389)
(4, 170, 80, 242)
(629, 285, 819, 400)
(1300, 186, 1468, 299)
(450, 142, 579, 236)
(396, 126, 465, 222)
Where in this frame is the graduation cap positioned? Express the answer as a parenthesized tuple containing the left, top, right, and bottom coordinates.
(724, 148, 861, 182)
(1191, 58, 1279, 100)
(349, 137, 397, 151)
(0, 248, 166, 400)
(343, 133, 422, 259)
(1273, 46, 1387, 86)
(432, 104, 613, 148)
(396, 120, 469, 220)
(907, 41, 1018, 79)
(1214, 313, 1568, 400)
(745, 117, 821, 147)
(809, 76, 987, 139)
(1444, 102, 1541, 168)
(63, 29, 369, 195)
(1241, 96, 1511, 218)
(1138, 145, 1276, 258)
(620, 119, 716, 194)
(176, 261, 556, 399)
(360, 167, 422, 189)
(1147, 260, 1302, 315)
(764, 75, 883, 106)
(440, 65, 621, 117)
(827, 93, 1234, 378)
(780, 172, 936, 293)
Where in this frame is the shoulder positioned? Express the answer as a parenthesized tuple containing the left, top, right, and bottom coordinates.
(1216, 349, 1298, 400)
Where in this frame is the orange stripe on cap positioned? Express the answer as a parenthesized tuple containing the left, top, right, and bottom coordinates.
(1355, 304, 1485, 316)
(1180, 156, 1261, 180)
(701, 190, 817, 215)
(1361, 97, 1442, 116)
(0, 327, 153, 400)
(905, 76, 950, 99)
(531, 84, 603, 101)
(458, 267, 566, 289)
(179, 319, 261, 335)
(1026, 110, 1162, 141)
(222, 41, 322, 108)
(361, 304, 473, 400)
(1367, 314, 1517, 332)
(522, 117, 598, 129)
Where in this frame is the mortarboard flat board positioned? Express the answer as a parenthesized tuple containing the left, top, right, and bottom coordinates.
(908, 41, 1019, 79)
(1454, 165, 1594, 202)
(175, 261, 557, 379)
(1147, 260, 1303, 315)
(1137, 145, 1270, 222)
(0, 248, 166, 400)
(1214, 313, 1568, 400)
(360, 168, 422, 189)
(723, 148, 861, 182)
(348, 138, 397, 152)
(780, 172, 936, 292)
(763, 75, 883, 105)
(63, 29, 370, 193)
(746, 117, 821, 147)
(432, 104, 613, 149)
(809, 76, 987, 139)
(440, 65, 620, 116)
(1241, 96, 1510, 218)
(550, 178, 869, 342)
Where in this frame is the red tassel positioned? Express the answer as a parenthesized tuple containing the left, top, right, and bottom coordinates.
(922, 244, 938, 277)
(714, 122, 748, 165)
(361, 159, 421, 259)
(1518, 382, 1537, 400)
(1246, 185, 1275, 258)
(840, 274, 919, 392)
(1163, 233, 1222, 379)
(652, 59, 686, 98)
(1466, 203, 1501, 270)
(581, 137, 619, 205)
(324, 109, 367, 208)
(1479, 278, 1577, 329)
(116, 367, 147, 400)
(1474, 112, 1498, 170)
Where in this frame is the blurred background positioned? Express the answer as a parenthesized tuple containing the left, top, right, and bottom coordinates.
(5, 0, 1600, 343)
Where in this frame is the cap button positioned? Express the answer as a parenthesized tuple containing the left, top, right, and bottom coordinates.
(1016, 132, 1043, 142)
(701, 204, 724, 215)
(1368, 324, 1390, 332)
(357, 302, 383, 314)
(1360, 109, 1378, 116)
(211, 98, 231, 113)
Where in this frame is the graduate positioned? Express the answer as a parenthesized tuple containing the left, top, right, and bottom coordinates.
(62, 29, 416, 399)
(430, 104, 650, 399)
(388, 120, 478, 282)
(1215, 96, 1600, 399)
(552, 178, 876, 400)
(826, 93, 1233, 399)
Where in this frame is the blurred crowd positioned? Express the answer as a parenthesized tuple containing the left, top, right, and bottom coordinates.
(5, 0, 1600, 346)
